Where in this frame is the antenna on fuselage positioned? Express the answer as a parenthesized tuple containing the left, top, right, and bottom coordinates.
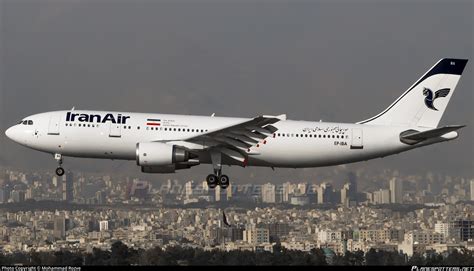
(71, 106, 75, 111)
(211, 113, 215, 117)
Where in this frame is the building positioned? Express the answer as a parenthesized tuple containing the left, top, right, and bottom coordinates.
(405, 231, 444, 245)
(373, 189, 390, 204)
(282, 182, 291, 202)
(450, 220, 474, 242)
(62, 171, 74, 202)
(318, 183, 334, 204)
(470, 180, 474, 201)
(290, 196, 309, 206)
(226, 183, 233, 201)
(215, 186, 221, 202)
(265, 223, 290, 242)
(54, 216, 67, 240)
(389, 178, 403, 204)
(341, 183, 350, 206)
(99, 220, 109, 231)
(11, 190, 25, 203)
(96, 190, 106, 205)
(262, 183, 276, 203)
(243, 227, 270, 244)
(348, 172, 358, 203)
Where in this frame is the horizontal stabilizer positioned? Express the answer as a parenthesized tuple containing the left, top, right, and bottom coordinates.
(400, 125, 465, 144)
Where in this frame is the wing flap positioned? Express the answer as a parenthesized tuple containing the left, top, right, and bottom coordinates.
(183, 114, 285, 159)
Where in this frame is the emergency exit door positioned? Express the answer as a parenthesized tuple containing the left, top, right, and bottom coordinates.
(47, 116, 61, 135)
(109, 123, 121, 138)
(350, 128, 363, 149)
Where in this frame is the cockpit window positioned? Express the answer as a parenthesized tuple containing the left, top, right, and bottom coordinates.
(22, 121, 28, 125)
(28, 120, 33, 125)
(18, 120, 23, 124)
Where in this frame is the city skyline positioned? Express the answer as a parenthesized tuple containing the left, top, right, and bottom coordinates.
(0, 0, 472, 266)
(1, 1, 472, 180)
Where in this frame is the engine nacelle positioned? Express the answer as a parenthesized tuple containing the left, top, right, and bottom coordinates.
(136, 142, 190, 166)
(141, 165, 176, 173)
(141, 162, 198, 174)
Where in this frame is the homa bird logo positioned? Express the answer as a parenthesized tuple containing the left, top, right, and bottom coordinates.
(422, 87, 450, 111)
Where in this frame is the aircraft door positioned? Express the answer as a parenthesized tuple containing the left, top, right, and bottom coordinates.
(350, 128, 363, 149)
(109, 123, 121, 138)
(47, 116, 61, 135)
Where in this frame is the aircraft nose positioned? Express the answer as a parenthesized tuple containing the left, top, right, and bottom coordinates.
(5, 126, 13, 140)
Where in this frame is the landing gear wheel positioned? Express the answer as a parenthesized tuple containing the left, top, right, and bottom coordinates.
(219, 175, 230, 189)
(206, 174, 218, 189)
(55, 167, 65, 177)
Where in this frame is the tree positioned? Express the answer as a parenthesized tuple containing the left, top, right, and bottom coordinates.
(365, 249, 380, 265)
(407, 253, 425, 266)
(111, 241, 132, 265)
(309, 248, 328, 265)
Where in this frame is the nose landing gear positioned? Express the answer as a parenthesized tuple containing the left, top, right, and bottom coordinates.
(54, 153, 65, 176)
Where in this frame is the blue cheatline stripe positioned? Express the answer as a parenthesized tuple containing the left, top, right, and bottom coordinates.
(147, 119, 161, 121)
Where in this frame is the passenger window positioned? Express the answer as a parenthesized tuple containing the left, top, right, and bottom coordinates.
(192, 129, 195, 132)
(296, 134, 299, 137)
(88, 124, 91, 127)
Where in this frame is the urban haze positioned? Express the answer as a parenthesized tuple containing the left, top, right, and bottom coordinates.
(0, 0, 473, 266)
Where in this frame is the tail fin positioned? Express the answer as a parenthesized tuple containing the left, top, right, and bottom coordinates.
(358, 58, 468, 128)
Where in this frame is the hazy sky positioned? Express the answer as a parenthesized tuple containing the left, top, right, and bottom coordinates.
(0, 0, 472, 183)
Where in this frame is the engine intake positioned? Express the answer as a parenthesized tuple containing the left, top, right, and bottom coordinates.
(136, 142, 191, 166)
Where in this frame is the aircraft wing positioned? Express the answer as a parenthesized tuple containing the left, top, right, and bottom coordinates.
(183, 114, 287, 163)
(400, 125, 465, 144)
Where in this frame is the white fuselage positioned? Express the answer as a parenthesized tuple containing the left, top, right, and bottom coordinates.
(5, 110, 454, 169)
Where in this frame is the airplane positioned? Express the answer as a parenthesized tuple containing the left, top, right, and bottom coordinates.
(4, 58, 468, 189)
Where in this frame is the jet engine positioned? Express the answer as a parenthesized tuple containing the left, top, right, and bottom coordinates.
(136, 142, 192, 166)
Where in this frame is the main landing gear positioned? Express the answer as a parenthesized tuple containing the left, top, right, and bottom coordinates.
(54, 153, 65, 176)
(206, 150, 230, 189)
(206, 170, 230, 189)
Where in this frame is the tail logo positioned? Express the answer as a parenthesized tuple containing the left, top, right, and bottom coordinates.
(422, 87, 450, 111)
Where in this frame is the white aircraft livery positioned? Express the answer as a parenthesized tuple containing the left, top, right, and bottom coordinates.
(5, 58, 468, 189)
